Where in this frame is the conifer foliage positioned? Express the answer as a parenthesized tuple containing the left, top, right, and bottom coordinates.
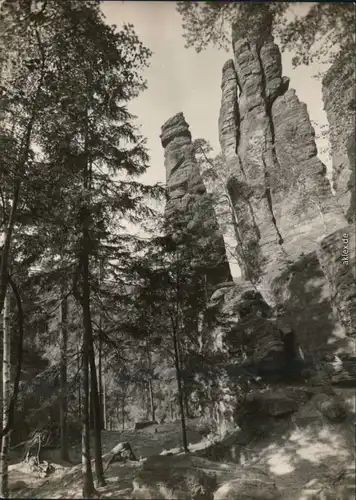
(0, 0, 162, 496)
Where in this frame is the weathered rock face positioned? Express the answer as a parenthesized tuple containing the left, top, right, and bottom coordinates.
(160, 112, 232, 288)
(209, 284, 305, 379)
(220, 31, 347, 280)
(218, 22, 355, 363)
(322, 48, 356, 223)
(317, 227, 356, 338)
(269, 251, 355, 370)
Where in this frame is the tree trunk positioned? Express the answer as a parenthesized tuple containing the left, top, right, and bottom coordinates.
(148, 380, 155, 422)
(121, 393, 125, 431)
(0, 180, 20, 317)
(80, 100, 105, 485)
(102, 373, 107, 430)
(172, 328, 189, 453)
(77, 341, 81, 420)
(98, 339, 103, 428)
(0, 291, 11, 498)
(80, 238, 105, 485)
(59, 296, 70, 462)
(0, 276, 24, 440)
(115, 395, 120, 430)
(80, 252, 96, 496)
(183, 388, 191, 420)
(88, 340, 105, 486)
(98, 258, 104, 430)
(81, 322, 95, 498)
(89, 365, 94, 431)
(168, 387, 173, 422)
(145, 341, 155, 422)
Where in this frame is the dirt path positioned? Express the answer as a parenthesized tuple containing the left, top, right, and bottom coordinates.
(9, 420, 208, 499)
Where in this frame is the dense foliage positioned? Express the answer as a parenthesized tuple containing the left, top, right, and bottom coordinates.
(177, 1, 354, 71)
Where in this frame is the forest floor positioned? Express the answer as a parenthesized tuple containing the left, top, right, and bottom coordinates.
(9, 419, 214, 499)
(8, 405, 355, 499)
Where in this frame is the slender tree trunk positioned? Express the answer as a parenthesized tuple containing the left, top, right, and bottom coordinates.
(0, 291, 11, 498)
(102, 373, 107, 430)
(0, 181, 19, 317)
(88, 340, 105, 486)
(77, 341, 81, 420)
(80, 197, 96, 495)
(81, 317, 95, 498)
(168, 391, 173, 422)
(59, 296, 70, 462)
(148, 380, 155, 422)
(116, 405, 120, 431)
(121, 393, 125, 431)
(145, 342, 155, 422)
(88, 365, 94, 430)
(172, 327, 189, 453)
(0, 276, 24, 440)
(183, 387, 190, 420)
(80, 97, 105, 486)
(98, 339, 103, 428)
(81, 232, 105, 485)
(98, 258, 104, 430)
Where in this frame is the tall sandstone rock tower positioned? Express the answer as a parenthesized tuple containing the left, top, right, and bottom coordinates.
(218, 12, 355, 362)
(160, 112, 232, 289)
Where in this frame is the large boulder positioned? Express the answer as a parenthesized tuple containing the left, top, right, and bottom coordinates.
(104, 441, 137, 471)
(323, 354, 356, 386)
(309, 392, 347, 423)
(214, 477, 281, 500)
(291, 389, 350, 430)
(243, 388, 309, 417)
(131, 455, 217, 499)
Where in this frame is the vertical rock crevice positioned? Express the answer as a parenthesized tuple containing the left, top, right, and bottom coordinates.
(224, 29, 291, 282)
(259, 57, 287, 250)
(217, 16, 354, 361)
(219, 59, 263, 282)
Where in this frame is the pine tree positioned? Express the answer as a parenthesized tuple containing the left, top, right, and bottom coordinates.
(1, 0, 163, 494)
(122, 208, 225, 452)
(0, 0, 52, 316)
